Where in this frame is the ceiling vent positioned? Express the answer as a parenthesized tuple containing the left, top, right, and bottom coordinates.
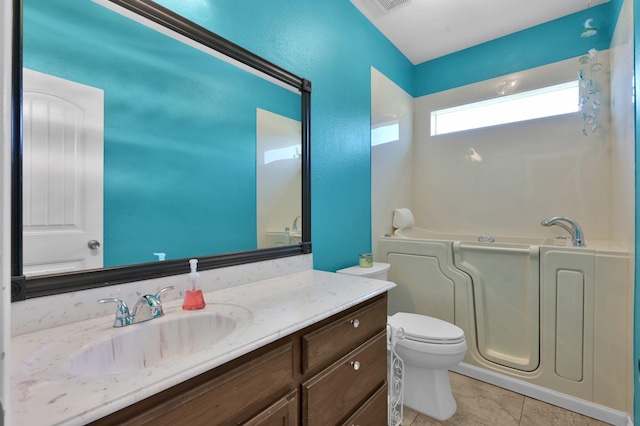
(372, 0, 412, 13)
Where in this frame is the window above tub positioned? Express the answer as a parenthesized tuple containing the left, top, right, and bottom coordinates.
(430, 81, 579, 136)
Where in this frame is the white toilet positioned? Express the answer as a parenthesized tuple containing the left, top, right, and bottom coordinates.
(336, 262, 467, 421)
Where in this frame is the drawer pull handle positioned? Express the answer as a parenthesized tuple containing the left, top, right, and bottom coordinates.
(350, 319, 360, 328)
(350, 361, 360, 371)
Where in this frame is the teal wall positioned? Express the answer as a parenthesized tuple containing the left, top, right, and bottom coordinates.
(24, 0, 414, 272)
(154, 0, 414, 272)
(414, 3, 613, 96)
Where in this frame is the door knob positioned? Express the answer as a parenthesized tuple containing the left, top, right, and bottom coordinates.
(88, 240, 101, 250)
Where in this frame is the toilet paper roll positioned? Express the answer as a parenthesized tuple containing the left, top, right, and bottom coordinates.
(393, 208, 414, 229)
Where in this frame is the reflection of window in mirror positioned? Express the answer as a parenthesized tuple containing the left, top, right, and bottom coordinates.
(256, 109, 302, 249)
(264, 145, 301, 164)
(372, 120, 400, 146)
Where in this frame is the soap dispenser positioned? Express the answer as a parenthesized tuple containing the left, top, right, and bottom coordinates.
(182, 258, 206, 310)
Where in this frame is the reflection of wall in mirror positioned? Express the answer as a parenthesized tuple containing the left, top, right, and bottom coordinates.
(256, 109, 302, 249)
(23, 0, 302, 268)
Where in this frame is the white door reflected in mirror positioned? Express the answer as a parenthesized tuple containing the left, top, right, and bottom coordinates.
(22, 69, 104, 276)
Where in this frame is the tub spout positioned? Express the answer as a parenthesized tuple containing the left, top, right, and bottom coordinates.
(541, 216, 585, 247)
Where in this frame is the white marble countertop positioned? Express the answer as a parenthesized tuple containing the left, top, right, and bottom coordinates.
(11, 269, 395, 425)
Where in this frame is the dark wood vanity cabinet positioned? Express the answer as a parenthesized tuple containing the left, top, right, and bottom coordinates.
(90, 294, 388, 426)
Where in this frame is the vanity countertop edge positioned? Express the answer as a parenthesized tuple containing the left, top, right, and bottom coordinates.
(11, 269, 396, 426)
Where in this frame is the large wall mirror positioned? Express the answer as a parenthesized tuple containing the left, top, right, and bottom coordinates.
(11, 0, 311, 301)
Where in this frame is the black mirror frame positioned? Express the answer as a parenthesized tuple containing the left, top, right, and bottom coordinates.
(10, 0, 311, 301)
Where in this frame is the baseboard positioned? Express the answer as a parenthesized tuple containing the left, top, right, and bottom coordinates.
(451, 363, 632, 426)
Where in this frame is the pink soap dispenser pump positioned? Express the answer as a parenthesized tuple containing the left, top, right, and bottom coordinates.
(182, 258, 206, 310)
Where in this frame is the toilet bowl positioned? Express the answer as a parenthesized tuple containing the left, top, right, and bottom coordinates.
(336, 262, 467, 421)
(388, 312, 466, 420)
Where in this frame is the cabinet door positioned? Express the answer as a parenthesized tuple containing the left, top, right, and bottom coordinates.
(96, 342, 295, 426)
(243, 390, 298, 426)
(302, 331, 387, 426)
(341, 383, 388, 426)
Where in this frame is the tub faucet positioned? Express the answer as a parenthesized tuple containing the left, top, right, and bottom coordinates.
(540, 216, 585, 247)
(98, 286, 174, 327)
(292, 215, 302, 231)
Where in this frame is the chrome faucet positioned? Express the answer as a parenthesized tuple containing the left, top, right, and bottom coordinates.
(540, 216, 586, 247)
(98, 286, 174, 327)
(292, 215, 302, 231)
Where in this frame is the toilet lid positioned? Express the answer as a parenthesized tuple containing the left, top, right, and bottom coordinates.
(388, 313, 465, 344)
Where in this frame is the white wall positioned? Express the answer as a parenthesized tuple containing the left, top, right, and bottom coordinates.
(609, 0, 635, 252)
(255, 108, 302, 248)
(371, 67, 414, 259)
(1, 0, 12, 422)
(412, 55, 612, 242)
(608, 0, 635, 414)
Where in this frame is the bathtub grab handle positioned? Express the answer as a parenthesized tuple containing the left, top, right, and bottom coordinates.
(455, 243, 538, 254)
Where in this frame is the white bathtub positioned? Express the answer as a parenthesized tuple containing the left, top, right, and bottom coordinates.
(378, 227, 631, 415)
(386, 227, 543, 372)
(392, 226, 627, 251)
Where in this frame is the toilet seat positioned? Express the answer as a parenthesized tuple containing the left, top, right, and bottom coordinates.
(388, 312, 465, 345)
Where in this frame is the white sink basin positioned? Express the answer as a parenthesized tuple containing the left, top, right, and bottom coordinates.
(23, 304, 252, 378)
(69, 305, 252, 376)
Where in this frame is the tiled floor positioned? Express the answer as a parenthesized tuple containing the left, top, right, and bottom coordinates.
(401, 372, 613, 426)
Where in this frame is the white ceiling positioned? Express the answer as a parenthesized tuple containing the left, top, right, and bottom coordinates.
(349, 0, 610, 65)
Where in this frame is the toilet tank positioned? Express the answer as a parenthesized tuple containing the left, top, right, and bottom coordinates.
(336, 262, 390, 280)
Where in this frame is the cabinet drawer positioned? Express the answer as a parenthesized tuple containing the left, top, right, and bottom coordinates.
(302, 331, 387, 426)
(243, 390, 298, 426)
(341, 383, 388, 426)
(302, 297, 386, 373)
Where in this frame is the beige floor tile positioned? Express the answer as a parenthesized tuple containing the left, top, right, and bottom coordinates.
(402, 406, 420, 425)
(403, 372, 524, 426)
(520, 398, 612, 426)
(399, 372, 614, 426)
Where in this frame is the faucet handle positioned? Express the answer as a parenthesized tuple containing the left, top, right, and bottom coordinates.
(143, 286, 174, 320)
(155, 286, 174, 301)
(97, 298, 130, 327)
